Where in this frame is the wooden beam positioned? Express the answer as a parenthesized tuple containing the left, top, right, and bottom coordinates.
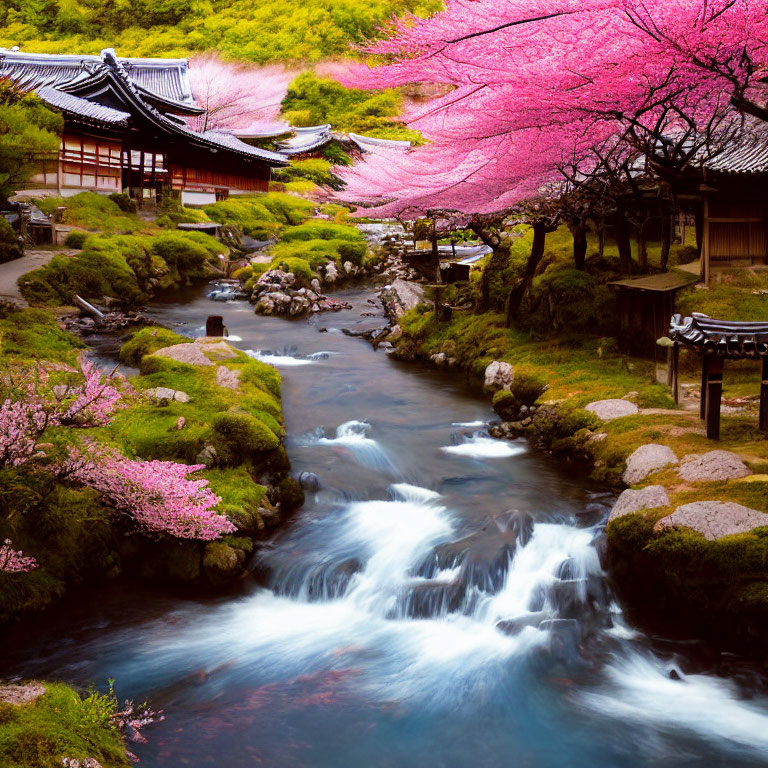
(760, 357, 768, 432)
(705, 355, 724, 441)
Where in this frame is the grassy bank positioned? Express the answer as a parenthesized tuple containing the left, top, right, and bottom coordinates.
(0, 683, 132, 768)
(390, 221, 768, 653)
(0, 305, 297, 621)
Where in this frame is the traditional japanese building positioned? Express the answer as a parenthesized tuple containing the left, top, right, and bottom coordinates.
(0, 48, 288, 205)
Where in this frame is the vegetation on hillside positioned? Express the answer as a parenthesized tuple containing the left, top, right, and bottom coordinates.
(0, 0, 441, 63)
(0, 80, 62, 205)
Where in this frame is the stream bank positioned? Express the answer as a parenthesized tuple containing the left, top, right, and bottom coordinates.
(5, 280, 768, 767)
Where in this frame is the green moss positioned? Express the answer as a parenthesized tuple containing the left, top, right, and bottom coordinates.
(212, 411, 280, 460)
(0, 307, 84, 365)
(119, 326, 189, 367)
(0, 682, 130, 768)
(268, 256, 314, 286)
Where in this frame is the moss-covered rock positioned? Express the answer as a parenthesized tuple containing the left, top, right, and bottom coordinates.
(203, 541, 246, 586)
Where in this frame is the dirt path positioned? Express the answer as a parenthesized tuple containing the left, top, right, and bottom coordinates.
(0, 249, 73, 307)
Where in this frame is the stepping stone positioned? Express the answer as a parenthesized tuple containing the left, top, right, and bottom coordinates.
(153, 343, 213, 366)
(609, 485, 671, 523)
(677, 450, 751, 482)
(654, 501, 768, 540)
(585, 399, 639, 420)
(623, 444, 678, 485)
(145, 387, 190, 403)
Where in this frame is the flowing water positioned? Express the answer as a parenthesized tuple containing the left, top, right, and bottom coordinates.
(4, 284, 768, 767)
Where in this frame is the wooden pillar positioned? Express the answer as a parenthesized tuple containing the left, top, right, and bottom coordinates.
(760, 356, 768, 432)
(206, 315, 225, 337)
(700, 354, 709, 420)
(705, 354, 724, 441)
(668, 342, 680, 407)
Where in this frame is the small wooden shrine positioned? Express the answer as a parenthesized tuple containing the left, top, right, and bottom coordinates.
(668, 312, 768, 440)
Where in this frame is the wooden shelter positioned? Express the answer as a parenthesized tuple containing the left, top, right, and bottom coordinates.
(0, 48, 288, 205)
(609, 272, 699, 354)
(669, 312, 768, 440)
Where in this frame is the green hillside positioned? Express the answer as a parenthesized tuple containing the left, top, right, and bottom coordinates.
(0, 0, 441, 63)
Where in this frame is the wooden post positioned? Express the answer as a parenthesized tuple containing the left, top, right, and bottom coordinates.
(700, 354, 709, 420)
(760, 356, 768, 432)
(668, 342, 680, 407)
(705, 354, 723, 440)
(206, 315, 225, 337)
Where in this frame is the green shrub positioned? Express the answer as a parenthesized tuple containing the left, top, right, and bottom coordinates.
(150, 232, 210, 272)
(64, 230, 90, 249)
(0, 682, 130, 768)
(510, 372, 548, 407)
(108, 191, 138, 214)
(280, 221, 361, 243)
(269, 256, 314, 287)
(492, 389, 517, 419)
(212, 411, 280, 460)
(0, 216, 21, 263)
(336, 240, 367, 266)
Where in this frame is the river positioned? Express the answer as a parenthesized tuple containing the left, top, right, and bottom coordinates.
(4, 283, 768, 767)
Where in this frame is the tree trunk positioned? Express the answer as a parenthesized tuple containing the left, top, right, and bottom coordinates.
(506, 221, 547, 327)
(430, 221, 442, 284)
(597, 222, 605, 259)
(695, 203, 704, 258)
(637, 220, 648, 272)
(660, 212, 672, 271)
(572, 224, 587, 271)
(614, 211, 632, 274)
(478, 246, 507, 312)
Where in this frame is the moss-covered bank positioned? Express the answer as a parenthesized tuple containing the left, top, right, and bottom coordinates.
(0, 310, 300, 623)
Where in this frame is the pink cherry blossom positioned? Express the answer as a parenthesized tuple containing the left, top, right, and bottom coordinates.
(0, 539, 38, 573)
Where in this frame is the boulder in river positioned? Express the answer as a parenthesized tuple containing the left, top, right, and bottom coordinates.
(484, 361, 514, 393)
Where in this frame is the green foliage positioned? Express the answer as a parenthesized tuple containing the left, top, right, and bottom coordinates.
(273, 158, 342, 190)
(35, 192, 152, 234)
(0, 307, 83, 364)
(202, 193, 313, 240)
(0, 682, 130, 768)
(108, 191, 138, 214)
(281, 72, 418, 138)
(268, 220, 367, 270)
(510, 371, 548, 407)
(0, 0, 441, 64)
(0, 81, 62, 203)
(0, 215, 21, 263)
(528, 265, 616, 334)
(676, 269, 768, 322)
(268, 255, 314, 287)
(212, 410, 280, 462)
(280, 221, 361, 243)
(119, 326, 189, 367)
(19, 229, 223, 306)
(63, 229, 90, 249)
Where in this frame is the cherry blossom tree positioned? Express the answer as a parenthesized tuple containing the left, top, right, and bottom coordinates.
(65, 450, 233, 541)
(335, 0, 768, 284)
(0, 539, 37, 573)
(187, 55, 297, 135)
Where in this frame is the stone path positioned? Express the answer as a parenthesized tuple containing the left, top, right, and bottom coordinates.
(0, 249, 73, 307)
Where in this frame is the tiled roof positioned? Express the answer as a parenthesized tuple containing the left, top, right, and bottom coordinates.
(199, 130, 288, 164)
(703, 130, 768, 174)
(277, 124, 333, 155)
(0, 49, 195, 106)
(35, 86, 131, 126)
(348, 133, 411, 151)
(670, 312, 768, 357)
